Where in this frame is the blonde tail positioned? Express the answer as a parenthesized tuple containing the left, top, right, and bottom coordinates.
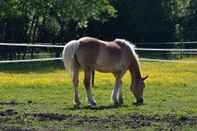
(62, 40, 80, 71)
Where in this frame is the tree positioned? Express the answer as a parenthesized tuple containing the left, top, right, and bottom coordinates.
(181, 0, 197, 41)
(86, 0, 178, 42)
(0, 0, 116, 42)
(0, 0, 116, 59)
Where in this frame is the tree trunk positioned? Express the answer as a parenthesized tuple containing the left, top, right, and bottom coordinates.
(31, 16, 39, 59)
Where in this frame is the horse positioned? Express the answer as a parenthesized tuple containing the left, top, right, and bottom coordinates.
(62, 37, 148, 108)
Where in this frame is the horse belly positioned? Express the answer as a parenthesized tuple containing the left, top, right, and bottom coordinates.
(95, 50, 122, 72)
(95, 64, 121, 73)
(76, 43, 101, 69)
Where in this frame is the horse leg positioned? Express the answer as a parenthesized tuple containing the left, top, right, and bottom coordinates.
(84, 69, 96, 107)
(72, 65, 80, 108)
(92, 70, 95, 87)
(112, 74, 123, 105)
(119, 88, 123, 104)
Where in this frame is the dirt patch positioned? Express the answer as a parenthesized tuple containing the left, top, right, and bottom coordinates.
(0, 109, 17, 116)
(28, 113, 67, 121)
(0, 109, 18, 130)
(0, 100, 25, 105)
(0, 109, 18, 124)
(27, 113, 197, 129)
(0, 100, 18, 105)
(0, 110, 196, 130)
(0, 125, 34, 131)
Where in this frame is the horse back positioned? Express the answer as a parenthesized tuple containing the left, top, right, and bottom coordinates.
(76, 37, 103, 69)
(76, 37, 130, 72)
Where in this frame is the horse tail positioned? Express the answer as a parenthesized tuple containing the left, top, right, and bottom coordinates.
(62, 40, 80, 71)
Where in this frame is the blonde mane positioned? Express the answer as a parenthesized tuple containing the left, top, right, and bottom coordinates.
(115, 39, 139, 63)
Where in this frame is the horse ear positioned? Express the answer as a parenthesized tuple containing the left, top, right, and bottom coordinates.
(142, 75, 149, 81)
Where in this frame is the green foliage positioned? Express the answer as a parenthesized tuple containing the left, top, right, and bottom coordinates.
(0, 0, 116, 43)
(1, 0, 197, 42)
(181, 0, 197, 41)
(86, 0, 178, 41)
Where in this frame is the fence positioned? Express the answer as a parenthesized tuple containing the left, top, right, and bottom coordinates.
(0, 42, 197, 64)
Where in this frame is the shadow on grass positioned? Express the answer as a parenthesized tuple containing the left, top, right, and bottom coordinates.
(0, 61, 64, 73)
(67, 104, 129, 110)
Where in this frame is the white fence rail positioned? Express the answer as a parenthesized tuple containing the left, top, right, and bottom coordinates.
(1, 57, 196, 64)
(0, 43, 64, 48)
(136, 41, 197, 45)
(1, 43, 197, 51)
(140, 58, 197, 64)
(0, 42, 197, 64)
(136, 48, 197, 52)
(0, 58, 62, 64)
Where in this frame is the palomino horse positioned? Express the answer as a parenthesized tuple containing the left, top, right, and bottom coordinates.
(63, 37, 148, 108)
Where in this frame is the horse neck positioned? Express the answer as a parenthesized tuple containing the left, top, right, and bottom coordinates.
(129, 57, 142, 85)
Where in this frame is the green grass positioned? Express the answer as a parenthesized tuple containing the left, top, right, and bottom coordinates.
(0, 60, 197, 130)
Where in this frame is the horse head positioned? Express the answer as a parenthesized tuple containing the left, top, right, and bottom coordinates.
(132, 75, 149, 105)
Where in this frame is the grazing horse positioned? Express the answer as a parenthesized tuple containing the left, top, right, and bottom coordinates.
(62, 37, 148, 108)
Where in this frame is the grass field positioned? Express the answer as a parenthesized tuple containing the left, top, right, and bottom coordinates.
(0, 60, 197, 130)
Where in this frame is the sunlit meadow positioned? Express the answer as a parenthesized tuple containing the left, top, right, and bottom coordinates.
(0, 60, 196, 130)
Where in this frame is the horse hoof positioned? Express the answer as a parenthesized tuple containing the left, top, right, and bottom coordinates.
(113, 101, 122, 106)
(73, 104, 81, 109)
(119, 99, 124, 105)
(132, 101, 144, 106)
(88, 102, 96, 108)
